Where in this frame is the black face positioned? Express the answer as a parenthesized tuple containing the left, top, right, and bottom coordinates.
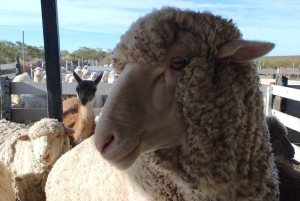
(76, 81, 97, 105)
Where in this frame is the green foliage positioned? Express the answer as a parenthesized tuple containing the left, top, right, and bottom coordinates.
(0, 40, 113, 66)
(255, 56, 300, 69)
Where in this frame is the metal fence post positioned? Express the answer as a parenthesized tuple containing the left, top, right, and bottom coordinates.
(0, 77, 12, 120)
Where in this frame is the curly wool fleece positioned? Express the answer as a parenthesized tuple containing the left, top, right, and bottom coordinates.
(112, 7, 279, 201)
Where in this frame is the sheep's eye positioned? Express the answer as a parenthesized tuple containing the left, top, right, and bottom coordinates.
(170, 58, 187, 70)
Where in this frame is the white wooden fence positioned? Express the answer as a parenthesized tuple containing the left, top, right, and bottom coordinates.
(1, 82, 115, 121)
(0, 63, 17, 79)
(1, 78, 300, 135)
(260, 85, 300, 133)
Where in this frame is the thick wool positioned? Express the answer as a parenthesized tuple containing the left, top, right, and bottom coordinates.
(0, 118, 72, 201)
(0, 161, 15, 201)
(112, 7, 278, 200)
(47, 7, 279, 201)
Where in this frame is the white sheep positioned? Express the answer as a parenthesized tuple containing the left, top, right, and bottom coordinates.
(0, 118, 74, 201)
(11, 72, 33, 108)
(82, 69, 91, 80)
(33, 67, 44, 82)
(100, 71, 109, 83)
(64, 73, 73, 82)
(86, 72, 100, 81)
(107, 71, 117, 83)
(0, 161, 15, 201)
(74, 68, 83, 79)
(46, 7, 280, 201)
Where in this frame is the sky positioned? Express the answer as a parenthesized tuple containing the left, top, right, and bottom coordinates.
(0, 0, 299, 56)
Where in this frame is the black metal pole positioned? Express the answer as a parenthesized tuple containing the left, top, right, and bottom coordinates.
(40, 0, 62, 122)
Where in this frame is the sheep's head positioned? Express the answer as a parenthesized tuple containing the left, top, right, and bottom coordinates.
(17, 118, 74, 168)
(95, 7, 275, 170)
(73, 71, 103, 105)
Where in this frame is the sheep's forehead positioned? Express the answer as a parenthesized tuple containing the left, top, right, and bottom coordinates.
(29, 119, 64, 138)
(111, 7, 241, 73)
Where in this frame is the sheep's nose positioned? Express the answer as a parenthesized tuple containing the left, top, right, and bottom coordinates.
(95, 132, 115, 157)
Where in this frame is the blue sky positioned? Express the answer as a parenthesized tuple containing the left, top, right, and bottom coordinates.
(0, 0, 299, 56)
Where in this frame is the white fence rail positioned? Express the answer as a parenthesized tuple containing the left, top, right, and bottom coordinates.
(1, 81, 115, 121)
(258, 69, 300, 75)
(0, 63, 16, 79)
(261, 85, 300, 132)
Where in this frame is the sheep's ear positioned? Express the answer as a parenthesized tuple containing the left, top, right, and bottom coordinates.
(62, 124, 75, 136)
(73, 71, 82, 83)
(17, 134, 30, 141)
(217, 40, 275, 62)
(94, 72, 103, 85)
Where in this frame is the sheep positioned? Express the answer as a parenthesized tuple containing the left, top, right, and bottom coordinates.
(33, 67, 44, 82)
(86, 72, 100, 81)
(0, 161, 15, 201)
(265, 115, 295, 160)
(74, 68, 83, 78)
(46, 7, 280, 200)
(82, 69, 92, 80)
(11, 72, 33, 107)
(0, 118, 74, 201)
(62, 71, 103, 147)
(107, 70, 117, 83)
(100, 70, 109, 83)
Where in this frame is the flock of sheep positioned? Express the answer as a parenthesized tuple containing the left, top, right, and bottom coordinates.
(1, 6, 300, 201)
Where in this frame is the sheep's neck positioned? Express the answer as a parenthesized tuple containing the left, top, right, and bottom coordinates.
(73, 101, 95, 145)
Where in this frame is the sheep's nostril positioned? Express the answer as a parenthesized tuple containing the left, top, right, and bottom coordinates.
(95, 134, 115, 157)
(102, 135, 115, 152)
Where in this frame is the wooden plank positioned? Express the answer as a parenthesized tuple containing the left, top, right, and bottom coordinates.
(11, 108, 103, 121)
(265, 86, 273, 115)
(12, 108, 47, 121)
(0, 63, 16, 70)
(11, 82, 47, 95)
(258, 69, 276, 74)
(10, 82, 114, 95)
(271, 85, 300, 102)
(258, 69, 300, 75)
(272, 110, 300, 132)
(40, 0, 62, 121)
(0, 73, 16, 79)
(288, 80, 300, 85)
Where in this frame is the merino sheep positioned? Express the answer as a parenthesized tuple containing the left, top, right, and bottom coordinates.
(11, 72, 33, 107)
(0, 161, 15, 201)
(100, 71, 109, 83)
(0, 118, 74, 201)
(46, 7, 280, 200)
(62, 71, 103, 147)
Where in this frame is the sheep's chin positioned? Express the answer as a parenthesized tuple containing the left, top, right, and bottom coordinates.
(105, 144, 142, 170)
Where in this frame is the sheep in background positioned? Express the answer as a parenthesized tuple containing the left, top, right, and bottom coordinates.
(63, 71, 103, 147)
(64, 73, 73, 82)
(0, 118, 74, 201)
(0, 161, 15, 201)
(100, 71, 109, 83)
(82, 69, 91, 80)
(74, 68, 83, 79)
(87, 72, 100, 81)
(33, 67, 44, 82)
(11, 72, 33, 107)
(108, 70, 117, 83)
(46, 7, 279, 200)
(68, 75, 76, 83)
